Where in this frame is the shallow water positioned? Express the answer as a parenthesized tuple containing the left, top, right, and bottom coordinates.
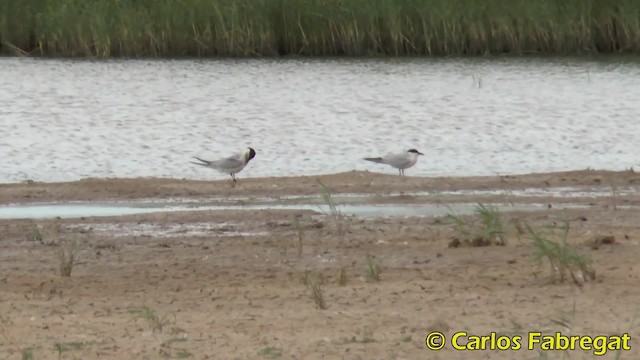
(115, 185, 634, 206)
(2, 57, 640, 183)
(0, 201, 587, 220)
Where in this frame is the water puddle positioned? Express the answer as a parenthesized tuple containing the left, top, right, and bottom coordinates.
(65, 222, 269, 238)
(0, 201, 591, 220)
(437, 186, 638, 198)
(123, 185, 635, 206)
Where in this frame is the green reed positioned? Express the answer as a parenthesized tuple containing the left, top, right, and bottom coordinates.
(2, 0, 640, 58)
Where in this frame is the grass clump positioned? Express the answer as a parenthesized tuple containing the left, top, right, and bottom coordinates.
(447, 203, 506, 247)
(317, 181, 345, 236)
(280, 215, 306, 260)
(54, 341, 87, 358)
(337, 267, 348, 286)
(301, 272, 327, 310)
(257, 346, 282, 359)
(339, 327, 376, 344)
(308, 279, 327, 310)
(475, 203, 506, 245)
(526, 222, 595, 285)
(130, 306, 174, 333)
(340, 335, 376, 344)
(58, 240, 80, 277)
(21, 347, 35, 360)
(293, 215, 304, 257)
(1, 317, 41, 360)
(26, 226, 43, 242)
(159, 338, 192, 359)
(365, 254, 382, 282)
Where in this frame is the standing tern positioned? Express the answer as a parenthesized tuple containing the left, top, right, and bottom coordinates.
(190, 147, 256, 182)
(364, 149, 424, 176)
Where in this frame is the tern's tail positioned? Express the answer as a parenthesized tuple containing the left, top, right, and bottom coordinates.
(364, 157, 384, 164)
(189, 157, 211, 166)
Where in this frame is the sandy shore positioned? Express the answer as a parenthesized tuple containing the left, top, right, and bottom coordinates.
(1, 170, 639, 359)
(2, 169, 640, 204)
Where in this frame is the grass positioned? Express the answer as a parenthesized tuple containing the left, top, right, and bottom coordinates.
(308, 278, 327, 310)
(525, 222, 595, 285)
(26, 226, 43, 243)
(337, 267, 348, 286)
(510, 217, 526, 241)
(339, 335, 376, 344)
(54, 341, 88, 358)
(174, 349, 193, 359)
(301, 272, 327, 309)
(0, 316, 39, 360)
(339, 327, 376, 344)
(300, 270, 310, 286)
(293, 215, 304, 257)
(446, 203, 506, 246)
(608, 177, 620, 211)
(4, 0, 640, 58)
(476, 204, 506, 245)
(130, 306, 174, 333)
(26, 225, 56, 246)
(547, 300, 577, 331)
(21, 347, 36, 360)
(159, 337, 193, 359)
(365, 254, 382, 282)
(317, 181, 345, 236)
(257, 346, 282, 359)
(58, 240, 80, 277)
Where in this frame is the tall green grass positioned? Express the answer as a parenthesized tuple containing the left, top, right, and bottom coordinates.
(2, 0, 640, 57)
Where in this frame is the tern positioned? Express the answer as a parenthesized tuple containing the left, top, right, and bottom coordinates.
(190, 147, 256, 182)
(364, 148, 424, 176)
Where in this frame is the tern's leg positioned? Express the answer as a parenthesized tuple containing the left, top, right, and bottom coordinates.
(230, 173, 237, 183)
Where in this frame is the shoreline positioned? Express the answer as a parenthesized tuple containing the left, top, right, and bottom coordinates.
(5, 53, 640, 60)
(1, 169, 638, 205)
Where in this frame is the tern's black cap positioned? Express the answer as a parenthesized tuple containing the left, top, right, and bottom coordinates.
(247, 147, 256, 161)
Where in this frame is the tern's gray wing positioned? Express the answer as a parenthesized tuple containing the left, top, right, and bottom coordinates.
(382, 152, 412, 168)
(210, 156, 244, 169)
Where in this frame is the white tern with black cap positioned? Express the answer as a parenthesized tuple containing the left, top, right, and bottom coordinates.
(364, 148, 424, 176)
(190, 147, 256, 182)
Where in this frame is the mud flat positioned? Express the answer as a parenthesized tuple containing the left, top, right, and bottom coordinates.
(0, 170, 639, 359)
